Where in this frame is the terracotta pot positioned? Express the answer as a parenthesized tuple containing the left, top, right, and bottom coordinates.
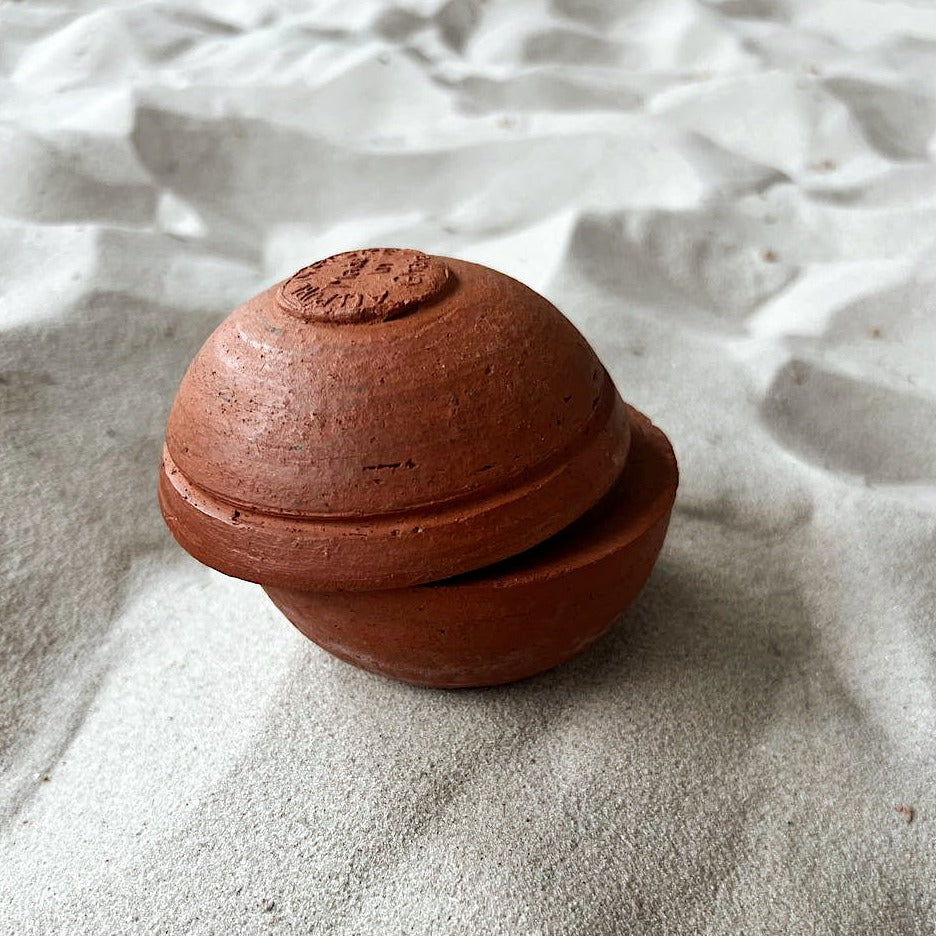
(264, 407, 677, 687)
(159, 248, 630, 591)
(158, 247, 679, 687)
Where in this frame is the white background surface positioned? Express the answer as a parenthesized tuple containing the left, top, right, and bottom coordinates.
(2, 1, 935, 932)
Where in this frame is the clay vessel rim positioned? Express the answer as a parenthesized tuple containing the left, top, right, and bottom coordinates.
(163, 371, 626, 522)
(160, 389, 625, 532)
(418, 407, 677, 591)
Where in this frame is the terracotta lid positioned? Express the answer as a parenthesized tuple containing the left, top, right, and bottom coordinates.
(159, 248, 630, 590)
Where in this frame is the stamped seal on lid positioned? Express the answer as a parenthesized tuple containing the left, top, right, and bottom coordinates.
(276, 247, 451, 324)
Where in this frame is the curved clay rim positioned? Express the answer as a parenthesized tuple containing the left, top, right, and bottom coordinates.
(433, 407, 677, 589)
(264, 406, 679, 687)
(158, 374, 630, 592)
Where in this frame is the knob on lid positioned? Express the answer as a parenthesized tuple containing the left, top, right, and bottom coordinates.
(158, 249, 630, 590)
(277, 248, 451, 324)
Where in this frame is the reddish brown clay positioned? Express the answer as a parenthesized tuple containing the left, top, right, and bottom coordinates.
(159, 248, 630, 591)
(158, 248, 679, 687)
(264, 407, 677, 687)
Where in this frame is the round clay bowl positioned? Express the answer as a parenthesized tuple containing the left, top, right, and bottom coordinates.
(159, 248, 630, 591)
(264, 407, 678, 688)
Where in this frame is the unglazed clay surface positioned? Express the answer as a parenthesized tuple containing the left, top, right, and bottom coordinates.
(159, 249, 631, 590)
(158, 247, 678, 687)
(264, 407, 678, 687)
(276, 248, 451, 323)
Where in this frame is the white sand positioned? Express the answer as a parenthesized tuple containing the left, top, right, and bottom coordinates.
(2, 1, 936, 932)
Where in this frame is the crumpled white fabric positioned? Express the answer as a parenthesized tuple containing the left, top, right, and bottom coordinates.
(2, 1, 935, 932)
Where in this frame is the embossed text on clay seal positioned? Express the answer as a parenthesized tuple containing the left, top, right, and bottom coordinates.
(276, 248, 451, 324)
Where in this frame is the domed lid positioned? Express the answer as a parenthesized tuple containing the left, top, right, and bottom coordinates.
(159, 248, 630, 590)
